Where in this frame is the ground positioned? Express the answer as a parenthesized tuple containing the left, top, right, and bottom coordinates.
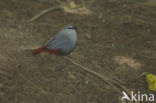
(0, 0, 156, 103)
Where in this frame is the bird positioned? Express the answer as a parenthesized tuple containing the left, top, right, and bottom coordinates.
(32, 25, 77, 55)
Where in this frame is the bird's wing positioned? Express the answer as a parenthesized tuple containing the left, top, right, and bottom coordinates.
(46, 34, 72, 50)
(44, 37, 55, 46)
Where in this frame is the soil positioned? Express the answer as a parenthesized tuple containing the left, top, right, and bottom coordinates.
(0, 0, 156, 103)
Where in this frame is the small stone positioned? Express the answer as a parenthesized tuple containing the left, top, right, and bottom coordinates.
(85, 80, 89, 85)
(123, 4, 127, 7)
(85, 33, 91, 39)
(147, 29, 151, 32)
(112, 43, 115, 47)
(0, 84, 3, 89)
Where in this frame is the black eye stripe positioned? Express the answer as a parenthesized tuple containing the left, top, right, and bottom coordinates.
(68, 26, 76, 29)
(68, 27, 74, 29)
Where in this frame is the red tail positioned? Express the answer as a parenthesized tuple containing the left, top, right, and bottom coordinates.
(32, 46, 59, 55)
(32, 46, 46, 55)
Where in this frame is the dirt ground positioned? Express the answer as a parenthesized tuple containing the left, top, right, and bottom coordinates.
(0, 0, 156, 103)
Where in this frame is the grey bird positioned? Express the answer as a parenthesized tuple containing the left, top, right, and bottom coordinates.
(32, 25, 77, 55)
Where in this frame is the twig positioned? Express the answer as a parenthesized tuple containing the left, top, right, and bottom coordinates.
(65, 56, 138, 103)
(27, 0, 91, 22)
(65, 57, 123, 93)
(27, 6, 61, 22)
(27, 2, 83, 22)
(112, 76, 126, 86)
